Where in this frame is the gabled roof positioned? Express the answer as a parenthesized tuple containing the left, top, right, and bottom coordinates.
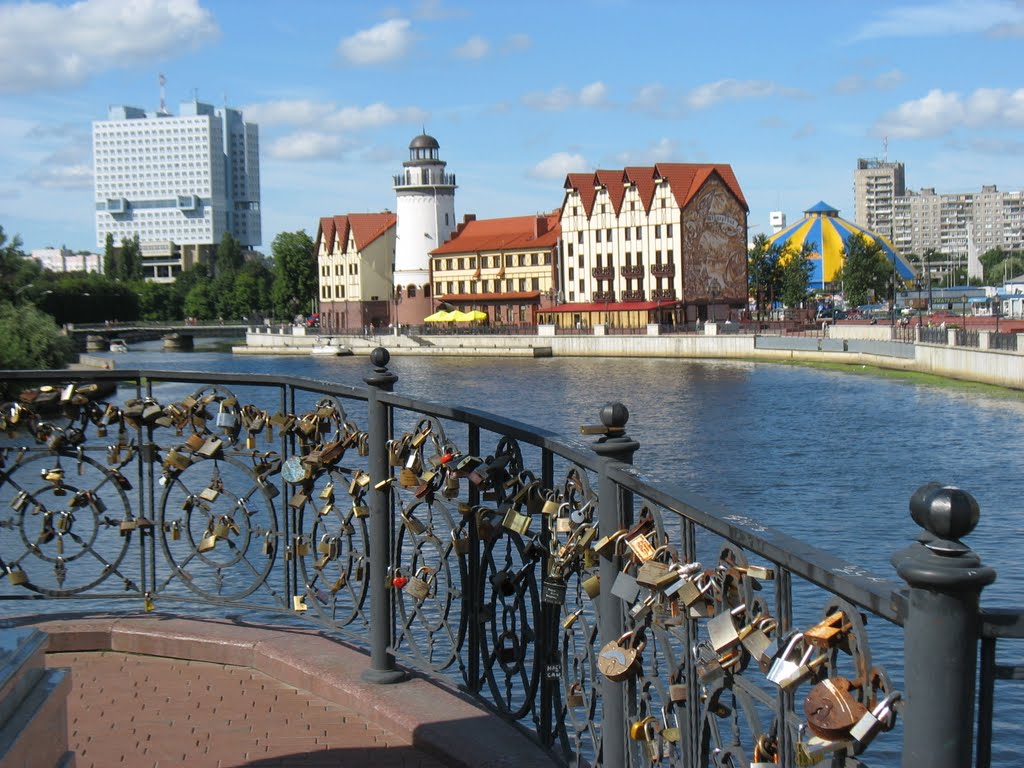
(564, 163, 747, 217)
(315, 212, 396, 255)
(431, 212, 561, 255)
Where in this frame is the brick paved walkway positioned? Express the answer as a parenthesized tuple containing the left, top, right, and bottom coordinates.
(49, 650, 448, 768)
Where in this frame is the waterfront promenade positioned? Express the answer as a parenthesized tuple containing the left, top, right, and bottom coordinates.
(11, 614, 558, 768)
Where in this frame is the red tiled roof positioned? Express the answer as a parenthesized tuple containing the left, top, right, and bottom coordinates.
(624, 166, 659, 213)
(430, 213, 560, 255)
(564, 164, 748, 218)
(438, 291, 541, 302)
(314, 212, 396, 255)
(564, 173, 598, 216)
(595, 170, 627, 214)
(543, 300, 681, 312)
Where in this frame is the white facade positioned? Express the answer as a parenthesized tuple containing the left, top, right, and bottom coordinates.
(853, 158, 906, 241)
(93, 101, 260, 280)
(769, 211, 786, 233)
(30, 248, 102, 273)
(393, 134, 456, 289)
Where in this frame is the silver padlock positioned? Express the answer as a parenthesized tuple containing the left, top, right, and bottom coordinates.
(215, 400, 237, 430)
(610, 569, 641, 603)
(766, 632, 807, 687)
(707, 603, 746, 653)
(796, 733, 852, 766)
(406, 566, 433, 601)
(767, 632, 826, 690)
(849, 692, 901, 747)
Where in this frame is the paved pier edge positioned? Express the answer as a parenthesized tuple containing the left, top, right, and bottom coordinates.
(12, 614, 559, 768)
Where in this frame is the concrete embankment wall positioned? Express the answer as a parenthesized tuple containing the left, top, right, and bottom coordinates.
(241, 330, 1024, 390)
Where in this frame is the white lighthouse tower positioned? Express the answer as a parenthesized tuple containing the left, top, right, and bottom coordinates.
(393, 133, 456, 325)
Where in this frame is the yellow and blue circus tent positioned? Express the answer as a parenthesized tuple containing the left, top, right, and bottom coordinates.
(767, 201, 915, 289)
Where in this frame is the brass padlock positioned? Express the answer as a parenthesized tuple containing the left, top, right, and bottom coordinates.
(319, 481, 335, 501)
(398, 467, 419, 487)
(352, 502, 369, 519)
(582, 572, 600, 599)
(170, 520, 182, 541)
(566, 682, 585, 708)
(406, 566, 434, 600)
(197, 532, 217, 553)
(198, 485, 220, 503)
(6, 564, 28, 586)
(625, 531, 657, 562)
(629, 715, 657, 741)
(502, 506, 532, 535)
(451, 529, 470, 556)
(597, 629, 645, 682)
(402, 512, 427, 535)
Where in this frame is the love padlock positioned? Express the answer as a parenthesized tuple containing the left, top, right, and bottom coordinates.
(406, 567, 434, 601)
(597, 629, 646, 682)
(391, 569, 409, 590)
(804, 676, 867, 741)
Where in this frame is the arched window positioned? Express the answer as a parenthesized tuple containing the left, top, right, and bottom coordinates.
(407, 285, 417, 298)
(423, 283, 432, 298)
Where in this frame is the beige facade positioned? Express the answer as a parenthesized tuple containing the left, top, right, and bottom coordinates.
(429, 213, 559, 326)
(314, 213, 396, 332)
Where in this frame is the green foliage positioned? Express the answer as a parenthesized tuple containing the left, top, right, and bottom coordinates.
(32, 272, 139, 324)
(271, 230, 316, 320)
(0, 226, 42, 303)
(118, 234, 142, 281)
(134, 280, 183, 321)
(183, 281, 216, 320)
(748, 234, 783, 318)
(215, 232, 245, 275)
(780, 242, 815, 308)
(836, 234, 893, 307)
(103, 232, 116, 278)
(0, 301, 73, 370)
(979, 247, 1024, 285)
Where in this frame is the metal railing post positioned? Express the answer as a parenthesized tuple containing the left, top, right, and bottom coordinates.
(892, 483, 995, 768)
(590, 403, 639, 768)
(361, 348, 407, 684)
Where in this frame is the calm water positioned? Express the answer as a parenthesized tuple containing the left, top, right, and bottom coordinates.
(36, 340, 1024, 763)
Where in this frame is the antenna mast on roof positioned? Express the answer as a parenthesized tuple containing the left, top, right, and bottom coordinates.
(159, 73, 166, 114)
(883, 136, 888, 163)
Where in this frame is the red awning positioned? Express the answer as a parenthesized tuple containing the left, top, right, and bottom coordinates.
(438, 291, 540, 302)
(542, 300, 681, 313)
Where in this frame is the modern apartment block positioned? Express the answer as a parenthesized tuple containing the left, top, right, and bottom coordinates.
(853, 158, 906, 242)
(29, 248, 102, 273)
(93, 101, 261, 281)
(313, 213, 396, 332)
(891, 186, 1024, 258)
(553, 164, 748, 328)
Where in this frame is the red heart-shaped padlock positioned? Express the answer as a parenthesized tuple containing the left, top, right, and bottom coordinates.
(392, 575, 409, 589)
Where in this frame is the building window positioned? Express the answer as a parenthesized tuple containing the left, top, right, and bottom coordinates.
(424, 284, 431, 298)
(468, 256, 476, 268)
(667, 223, 673, 238)
(635, 227, 641, 239)
(505, 253, 514, 267)
(567, 243, 574, 259)
(655, 225, 661, 238)
(457, 258, 464, 270)
(569, 267, 575, 280)
(408, 285, 417, 298)
(625, 228, 631, 241)
(531, 253, 539, 266)
(519, 254, 527, 266)
(577, 231, 584, 244)
(531, 277, 539, 290)
(445, 213, 449, 225)
(519, 278, 527, 291)
(596, 254, 603, 268)
(661, 198, 666, 208)
(655, 250, 661, 264)
(435, 282, 443, 294)
(578, 278, 585, 292)
(606, 229, 612, 241)
(625, 252, 631, 266)
(543, 253, 551, 265)
(595, 230, 602, 243)
(667, 249, 673, 263)
(578, 253, 584, 268)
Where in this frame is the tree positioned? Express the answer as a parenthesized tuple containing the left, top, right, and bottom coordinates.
(119, 234, 142, 281)
(0, 301, 73, 370)
(103, 232, 116, 277)
(183, 282, 216, 320)
(836, 234, 893, 308)
(0, 226, 42, 303)
(215, 232, 245, 275)
(271, 230, 316, 320)
(779, 242, 815, 308)
(135, 280, 182, 321)
(747, 234, 783, 320)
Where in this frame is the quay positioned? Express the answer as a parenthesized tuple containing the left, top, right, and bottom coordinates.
(237, 322, 1024, 390)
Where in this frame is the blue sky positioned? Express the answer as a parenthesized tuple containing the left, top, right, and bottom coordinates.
(1, 0, 1023, 253)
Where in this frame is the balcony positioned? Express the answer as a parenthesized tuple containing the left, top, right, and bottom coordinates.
(621, 289, 646, 301)
(593, 290, 615, 301)
(650, 263, 675, 278)
(620, 265, 644, 279)
(651, 288, 676, 301)
(591, 267, 614, 280)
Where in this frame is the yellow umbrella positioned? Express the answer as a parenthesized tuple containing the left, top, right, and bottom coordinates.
(423, 310, 456, 322)
(453, 310, 488, 322)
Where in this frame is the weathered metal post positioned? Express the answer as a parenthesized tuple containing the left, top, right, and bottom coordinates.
(892, 483, 995, 767)
(590, 403, 639, 768)
(361, 348, 407, 684)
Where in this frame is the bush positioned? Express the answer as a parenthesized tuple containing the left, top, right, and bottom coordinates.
(0, 301, 74, 371)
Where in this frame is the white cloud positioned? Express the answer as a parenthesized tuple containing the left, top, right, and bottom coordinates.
(325, 103, 427, 131)
(523, 82, 608, 111)
(504, 33, 531, 52)
(528, 152, 588, 180)
(854, 0, 1024, 40)
(240, 100, 334, 127)
(268, 132, 345, 161)
(686, 79, 795, 110)
(877, 87, 1024, 138)
(22, 164, 93, 190)
(615, 138, 678, 166)
(630, 83, 669, 115)
(0, 0, 218, 93)
(833, 69, 905, 94)
(455, 36, 490, 59)
(579, 82, 609, 107)
(338, 19, 413, 65)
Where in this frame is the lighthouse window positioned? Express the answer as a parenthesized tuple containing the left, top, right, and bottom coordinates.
(445, 213, 449, 225)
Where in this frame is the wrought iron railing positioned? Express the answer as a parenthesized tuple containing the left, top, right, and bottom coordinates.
(990, 332, 1018, 352)
(920, 327, 948, 344)
(0, 360, 1010, 767)
(958, 329, 980, 348)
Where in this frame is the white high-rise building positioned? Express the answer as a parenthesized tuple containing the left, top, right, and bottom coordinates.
(392, 133, 456, 324)
(92, 100, 260, 281)
(854, 158, 905, 241)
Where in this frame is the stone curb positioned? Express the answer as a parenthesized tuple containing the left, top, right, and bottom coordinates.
(14, 614, 560, 768)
